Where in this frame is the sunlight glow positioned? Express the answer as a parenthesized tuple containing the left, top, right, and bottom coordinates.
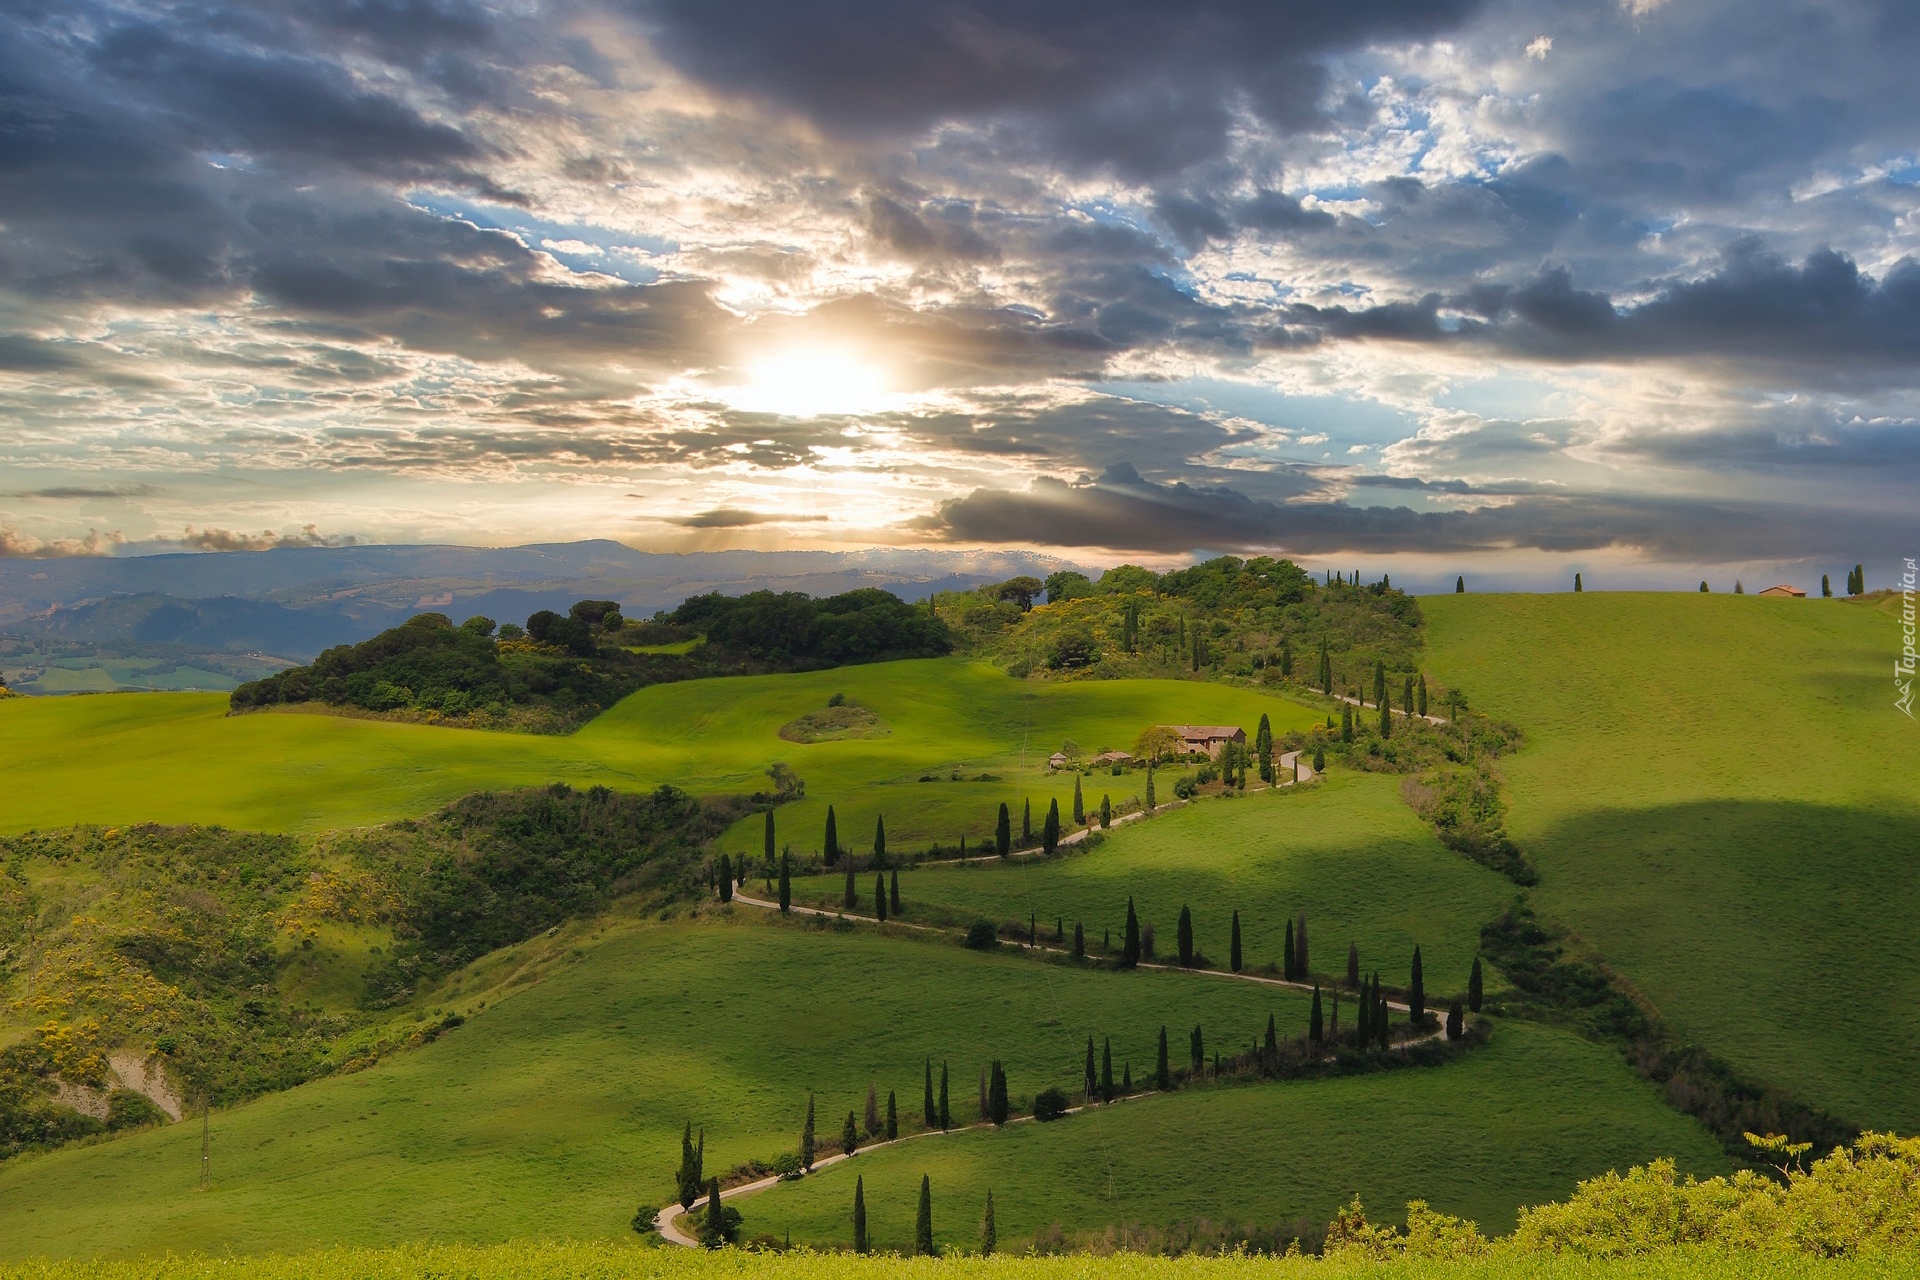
(721, 349, 894, 418)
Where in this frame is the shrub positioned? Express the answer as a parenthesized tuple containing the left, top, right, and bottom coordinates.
(1032, 1087, 1070, 1122)
(963, 921, 1000, 949)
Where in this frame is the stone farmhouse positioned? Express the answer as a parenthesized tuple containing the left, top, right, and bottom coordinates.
(1164, 725, 1247, 758)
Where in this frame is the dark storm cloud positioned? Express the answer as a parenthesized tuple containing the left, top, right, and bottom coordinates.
(637, 0, 1483, 176)
(923, 464, 1907, 561)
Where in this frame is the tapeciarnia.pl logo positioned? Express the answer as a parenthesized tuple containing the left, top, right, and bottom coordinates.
(1898, 558, 1916, 719)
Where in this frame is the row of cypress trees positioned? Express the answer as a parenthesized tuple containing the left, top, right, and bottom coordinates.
(852, 1173, 975, 1256)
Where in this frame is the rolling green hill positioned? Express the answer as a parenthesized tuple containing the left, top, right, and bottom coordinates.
(789, 773, 1513, 1003)
(1422, 593, 1920, 1131)
(0, 660, 1319, 842)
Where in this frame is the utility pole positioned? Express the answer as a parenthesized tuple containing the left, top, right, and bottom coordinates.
(199, 1096, 211, 1192)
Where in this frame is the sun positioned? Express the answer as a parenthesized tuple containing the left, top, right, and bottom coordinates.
(722, 349, 893, 418)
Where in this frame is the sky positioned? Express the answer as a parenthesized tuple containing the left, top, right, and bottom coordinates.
(2, 0, 1918, 587)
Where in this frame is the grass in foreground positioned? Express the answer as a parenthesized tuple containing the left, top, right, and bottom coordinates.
(790, 773, 1514, 1001)
(1421, 593, 1920, 1131)
(0, 661, 1321, 849)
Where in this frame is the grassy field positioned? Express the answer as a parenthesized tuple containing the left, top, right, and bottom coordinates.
(741, 1019, 1726, 1248)
(4, 1243, 1914, 1280)
(1422, 593, 1920, 1130)
(788, 774, 1514, 1001)
(0, 913, 1317, 1259)
(0, 661, 1320, 850)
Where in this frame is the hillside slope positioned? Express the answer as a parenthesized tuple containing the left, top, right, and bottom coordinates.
(1423, 592, 1919, 1130)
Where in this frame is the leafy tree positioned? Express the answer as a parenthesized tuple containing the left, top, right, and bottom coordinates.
(1072, 775, 1085, 825)
(778, 851, 791, 913)
(1310, 984, 1324, 1044)
(865, 1083, 880, 1137)
(1347, 942, 1360, 987)
(1446, 1000, 1464, 1041)
(1410, 945, 1426, 1026)
(890, 870, 901, 915)
(995, 576, 1043, 610)
(1156, 1025, 1171, 1089)
(988, 1060, 1009, 1124)
(915, 1174, 935, 1256)
(873, 815, 887, 864)
(923, 1059, 936, 1128)
(1468, 956, 1483, 1013)
(1099, 794, 1112, 827)
(1073, 920, 1085, 958)
(981, 1188, 997, 1256)
(995, 802, 1011, 856)
(1042, 798, 1061, 854)
(874, 874, 887, 922)
(938, 1061, 950, 1129)
(1177, 904, 1195, 966)
(801, 1094, 815, 1170)
(841, 1110, 859, 1157)
(1284, 918, 1296, 980)
(1122, 897, 1141, 967)
(853, 1175, 869, 1254)
(824, 806, 840, 867)
(1101, 1037, 1115, 1102)
(887, 1090, 898, 1140)
(1229, 910, 1242, 973)
(1043, 570, 1094, 603)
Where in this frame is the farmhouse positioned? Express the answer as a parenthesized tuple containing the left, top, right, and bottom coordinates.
(1089, 750, 1133, 767)
(1162, 725, 1247, 758)
(1757, 584, 1806, 598)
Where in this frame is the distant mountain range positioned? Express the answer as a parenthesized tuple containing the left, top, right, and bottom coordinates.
(0, 541, 1073, 663)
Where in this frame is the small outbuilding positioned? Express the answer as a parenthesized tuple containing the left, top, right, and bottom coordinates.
(1047, 751, 1071, 770)
(1089, 750, 1133, 768)
(1757, 584, 1806, 598)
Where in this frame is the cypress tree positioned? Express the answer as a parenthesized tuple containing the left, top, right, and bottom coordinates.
(915, 1175, 935, 1256)
(844, 860, 856, 910)
(1176, 904, 1194, 967)
(764, 809, 775, 864)
(1319, 639, 1332, 694)
(1229, 910, 1242, 973)
(1330, 988, 1340, 1042)
(1255, 713, 1274, 782)
(1280, 639, 1293, 677)
(1574, 572, 1583, 592)
(1701, 580, 1710, 592)
(988, 1060, 1008, 1124)
(801, 1094, 815, 1170)
(995, 802, 1011, 856)
(841, 1110, 859, 1156)
(853, 1175, 869, 1254)
(978, 1065, 987, 1121)
(1417, 674, 1429, 717)
(1403, 675, 1414, 723)
(1356, 975, 1371, 1046)
(1456, 575, 1464, 593)
(1373, 660, 1386, 708)
(1379, 685, 1392, 738)
(718, 853, 733, 903)
(873, 815, 886, 864)
(1264, 1012, 1278, 1059)
(1122, 896, 1141, 967)
(875, 874, 887, 922)
(866, 1082, 880, 1136)
(1410, 945, 1426, 1027)
(1855, 564, 1865, 594)
(1283, 918, 1296, 980)
(1189, 1024, 1204, 1075)
(1822, 574, 1832, 598)
(1029, 912, 1036, 946)
(704, 1178, 729, 1248)
(887, 1090, 898, 1139)
(1468, 956, 1483, 1013)
(1376, 977, 1390, 1050)
(1156, 1025, 1171, 1089)
(1042, 798, 1061, 854)
(1446, 1000, 1464, 1041)
(1022, 798, 1032, 842)
(1072, 775, 1085, 825)
(1310, 984, 1324, 1045)
(1145, 766, 1156, 811)
(939, 1061, 949, 1129)
(1296, 912, 1309, 976)
(981, 1189, 996, 1256)
(1313, 744, 1325, 772)
(678, 1121, 699, 1210)
(1101, 1038, 1114, 1102)
(1073, 920, 1085, 958)
(890, 870, 901, 915)
(1122, 1062, 1132, 1093)
(1347, 942, 1360, 987)
(1100, 793, 1112, 827)
(924, 1058, 936, 1128)
(1084, 1037, 1097, 1100)
(1340, 703, 1353, 743)
(824, 805, 839, 867)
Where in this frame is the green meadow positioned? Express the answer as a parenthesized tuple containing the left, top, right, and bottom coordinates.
(1422, 593, 1920, 1130)
(789, 774, 1513, 999)
(742, 1019, 1726, 1248)
(0, 660, 1320, 844)
(0, 914, 1317, 1259)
